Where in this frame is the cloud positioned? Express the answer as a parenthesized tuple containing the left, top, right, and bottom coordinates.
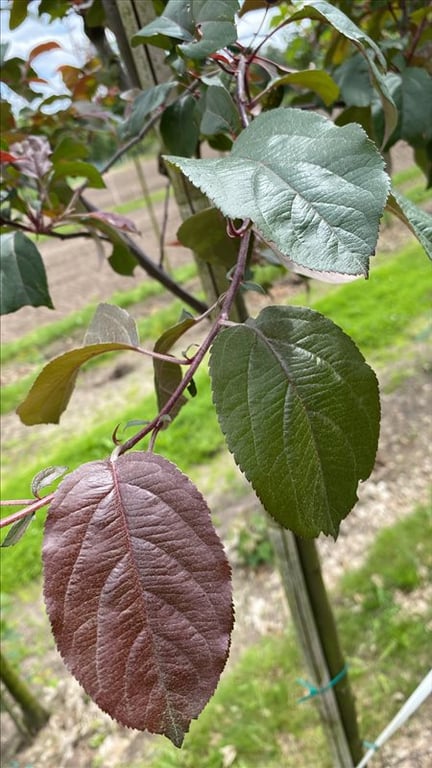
(1, 0, 91, 110)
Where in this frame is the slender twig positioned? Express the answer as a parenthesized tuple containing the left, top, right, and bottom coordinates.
(100, 108, 164, 175)
(0, 494, 55, 529)
(405, 3, 431, 64)
(0, 217, 34, 234)
(136, 348, 192, 366)
(118, 229, 251, 456)
(0, 499, 34, 507)
(47, 229, 110, 242)
(235, 54, 250, 129)
(99, 77, 201, 177)
(252, 53, 295, 74)
(387, 1, 399, 28)
(159, 179, 171, 267)
(80, 196, 208, 314)
(0, 216, 113, 242)
(249, 15, 290, 60)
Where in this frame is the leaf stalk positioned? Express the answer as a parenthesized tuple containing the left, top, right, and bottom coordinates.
(0, 493, 55, 529)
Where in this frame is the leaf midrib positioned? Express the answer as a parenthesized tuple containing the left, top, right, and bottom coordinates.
(244, 325, 334, 527)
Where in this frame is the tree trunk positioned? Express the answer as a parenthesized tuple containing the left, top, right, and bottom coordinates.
(1, 650, 49, 737)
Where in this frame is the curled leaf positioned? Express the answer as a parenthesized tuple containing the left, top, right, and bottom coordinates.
(84, 303, 139, 346)
(386, 191, 432, 260)
(17, 342, 141, 425)
(31, 466, 68, 497)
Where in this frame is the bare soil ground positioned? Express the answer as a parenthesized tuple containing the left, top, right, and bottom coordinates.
(1, 145, 431, 767)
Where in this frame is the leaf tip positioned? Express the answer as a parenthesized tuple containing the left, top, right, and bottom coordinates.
(165, 720, 186, 748)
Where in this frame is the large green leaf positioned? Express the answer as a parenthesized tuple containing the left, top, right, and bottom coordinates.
(17, 343, 140, 425)
(210, 305, 380, 538)
(132, 0, 239, 57)
(52, 160, 105, 189)
(0, 232, 54, 314)
(121, 83, 177, 140)
(132, 0, 194, 49)
(166, 108, 390, 277)
(200, 86, 240, 136)
(265, 70, 339, 107)
(160, 95, 200, 157)
(365, 55, 398, 147)
(177, 207, 238, 268)
(334, 53, 373, 108)
(52, 136, 89, 163)
(386, 191, 432, 261)
(287, 1, 385, 66)
(179, 23, 237, 60)
(400, 68, 432, 144)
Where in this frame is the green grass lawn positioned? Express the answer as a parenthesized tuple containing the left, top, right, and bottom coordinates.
(307, 240, 432, 365)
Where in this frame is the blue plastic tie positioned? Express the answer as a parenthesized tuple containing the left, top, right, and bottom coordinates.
(363, 740, 379, 752)
(296, 665, 348, 703)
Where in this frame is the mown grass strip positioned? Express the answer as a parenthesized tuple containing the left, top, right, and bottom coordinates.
(305, 241, 432, 364)
(108, 187, 170, 216)
(391, 164, 424, 187)
(2, 240, 429, 415)
(0, 263, 197, 366)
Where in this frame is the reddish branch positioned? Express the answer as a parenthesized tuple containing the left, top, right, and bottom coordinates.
(117, 229, 252, 456)
(0, 493, 55, 529)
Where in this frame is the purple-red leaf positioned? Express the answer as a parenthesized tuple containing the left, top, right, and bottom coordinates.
(43, 453, 233, 746)
(10, 136, 52, 179)
(84, 210, 139, 235)
(0, 150, 19, 163)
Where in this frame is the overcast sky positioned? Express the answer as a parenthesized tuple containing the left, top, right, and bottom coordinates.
(1, 0, 93, 111)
